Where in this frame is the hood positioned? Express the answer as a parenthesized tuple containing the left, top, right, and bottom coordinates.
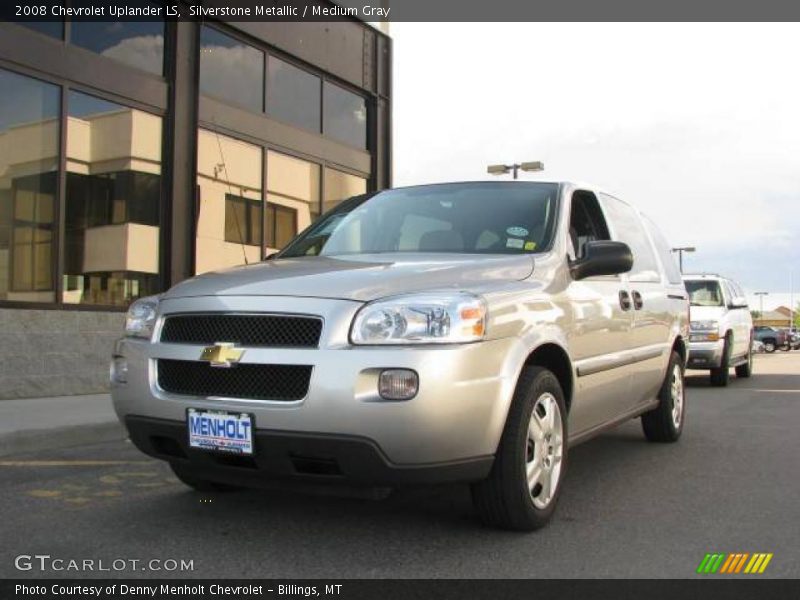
(164, 253, 534, 303)
(689, 305, 726, 323)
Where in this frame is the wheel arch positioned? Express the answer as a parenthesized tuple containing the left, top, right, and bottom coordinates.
(524, 343, 574, 413)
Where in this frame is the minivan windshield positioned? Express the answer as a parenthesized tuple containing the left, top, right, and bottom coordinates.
(685, 280, 724, 307)
(278, 182, 560, 258)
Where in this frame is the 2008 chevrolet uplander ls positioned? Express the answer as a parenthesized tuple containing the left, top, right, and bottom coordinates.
(112, 182, 690, 530)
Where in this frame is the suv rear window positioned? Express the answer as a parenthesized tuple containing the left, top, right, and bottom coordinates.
(685, 280, 724, 307)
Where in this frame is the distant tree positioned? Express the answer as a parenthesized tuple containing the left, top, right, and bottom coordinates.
(750, 310, 761, 321)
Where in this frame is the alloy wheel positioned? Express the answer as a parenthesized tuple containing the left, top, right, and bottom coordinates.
(525, 392, 564, 509)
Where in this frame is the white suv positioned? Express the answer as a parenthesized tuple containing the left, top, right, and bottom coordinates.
(683, 274, 753, 386)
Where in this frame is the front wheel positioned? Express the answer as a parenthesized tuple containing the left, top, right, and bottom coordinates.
(471, 366, 568, 531)
(710, 337, 731, 387)
(641, 351, 685, 443)
(735, 340, 753, 378)
(763, 339, 776, 353)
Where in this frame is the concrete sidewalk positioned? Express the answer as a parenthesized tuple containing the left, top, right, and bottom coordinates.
(0, 394, 124, 457)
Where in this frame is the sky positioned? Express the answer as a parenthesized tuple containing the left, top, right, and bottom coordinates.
(390, 23, 800, 309)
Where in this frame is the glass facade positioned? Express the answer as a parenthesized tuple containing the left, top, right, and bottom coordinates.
(324, 82, 368, 149)
(196, 129, 263, 274)
(267, 57, 322, 133)
(200, 26, 264, 113)
(63, 91, 163, 306)
(267, 150, 320, 239)
(0, 69, 60, 303)
(0, 21, 384, 309)
(71, 21, 165, 76)
(323, 168, 367, 216)
(17, 21, 63, 39)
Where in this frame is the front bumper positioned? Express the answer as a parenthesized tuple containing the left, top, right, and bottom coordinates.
(125, 416, 493, 486)
(111, 295, 523, 476)
(687, 339, 725, 369)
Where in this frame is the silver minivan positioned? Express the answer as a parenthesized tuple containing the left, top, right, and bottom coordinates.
(111, 181, 689, 530)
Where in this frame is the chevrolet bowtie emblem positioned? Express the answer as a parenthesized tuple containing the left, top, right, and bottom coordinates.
(200, 343, 245, 368)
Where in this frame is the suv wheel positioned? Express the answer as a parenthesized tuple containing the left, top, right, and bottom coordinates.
(471, 366, 567, 531)
(710, 335, 731, 387)
(763, 339, 776, 353)
(735, 339, 753, 378)
(170, 463, 242, 492)
(641, 351, 685, 443)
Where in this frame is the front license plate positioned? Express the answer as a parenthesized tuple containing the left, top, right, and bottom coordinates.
(187, 409, 254, 455)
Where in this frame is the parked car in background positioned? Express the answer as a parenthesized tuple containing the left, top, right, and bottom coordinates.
(752, 339, 766, 354)
(779, 328, 800, 350)
(683, 274, 753, 386)
(111, 181, 690, 531)
(753, 326, 789, 353)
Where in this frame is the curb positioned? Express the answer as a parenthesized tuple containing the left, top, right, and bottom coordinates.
(0, 421, 126, 458)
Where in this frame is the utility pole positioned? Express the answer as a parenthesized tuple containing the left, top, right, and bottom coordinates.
(671, 246, 696, 273)
(487, 161, 544, 180)
(754, 291, 769, 323)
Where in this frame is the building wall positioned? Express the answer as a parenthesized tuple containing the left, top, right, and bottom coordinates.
(0, 10, 391, 399)
(0, 307, 123, 399)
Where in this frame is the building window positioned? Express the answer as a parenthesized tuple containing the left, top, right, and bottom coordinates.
(17, 21, 64, 40)
(200, 26, 264, 113)
(266, 203, 297, 250)
(323, 82, 367, 149)
(323, 168, 367, 215)
(70, 20, 165, 76)
(225, 194, 261, 247)
(63, 91, 163, 306)
(267, 150, 321, 229)
(0, 69, 60, 303)
(196, 129, 263, 274)
(267, 57, 321, 133)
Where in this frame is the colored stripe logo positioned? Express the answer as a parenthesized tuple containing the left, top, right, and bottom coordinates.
(697, 553, 773, 574)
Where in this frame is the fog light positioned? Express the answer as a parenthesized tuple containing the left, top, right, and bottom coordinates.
(110, 356, 128, 384)
(378, 369, 418, 400)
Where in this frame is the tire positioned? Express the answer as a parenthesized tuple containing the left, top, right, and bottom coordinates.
(735, 339, 753, 378)
(641, 351, 685, 443)
(763, 339, 776, 353)
(709, 336, 731, 387)
(471, 366, 568, 531)
(170, 463, 242, 492)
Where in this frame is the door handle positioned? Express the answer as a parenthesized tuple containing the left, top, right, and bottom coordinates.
(632, 290, 644, 310)
(619, 290, 632, 311)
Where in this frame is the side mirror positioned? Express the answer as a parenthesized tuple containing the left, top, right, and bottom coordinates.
(569, 241, 633, 280)
(729, 296, 748, 309)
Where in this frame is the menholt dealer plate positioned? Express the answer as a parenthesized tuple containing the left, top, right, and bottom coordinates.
(187, 408, 254, 455)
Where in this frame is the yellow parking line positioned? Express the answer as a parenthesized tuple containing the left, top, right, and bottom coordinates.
(0, 460, 152, 467)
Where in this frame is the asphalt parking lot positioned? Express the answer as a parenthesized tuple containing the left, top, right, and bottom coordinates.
(1, 352, 798, 579)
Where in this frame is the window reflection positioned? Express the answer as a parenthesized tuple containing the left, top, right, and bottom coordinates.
(0, 69, 60, 303)
(18, 21, 64, 40)
(200, 26, 264, 113)
(63, 91, 163, 306)
(323, 83, 367, 149)
(71, 20, 165, 75)
(196, 129, 263, 274)
(323, 168, 366, 215)
(267, 57, 321, 132)
(266, 151, 320, 249)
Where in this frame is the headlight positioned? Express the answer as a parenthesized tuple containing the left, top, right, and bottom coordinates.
(350, 292, 487, 345)
(125, 295, 160, 339)
(691, 320, 719, 331)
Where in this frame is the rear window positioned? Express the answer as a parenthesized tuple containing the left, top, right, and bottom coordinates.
(685, 280, 724, 307)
